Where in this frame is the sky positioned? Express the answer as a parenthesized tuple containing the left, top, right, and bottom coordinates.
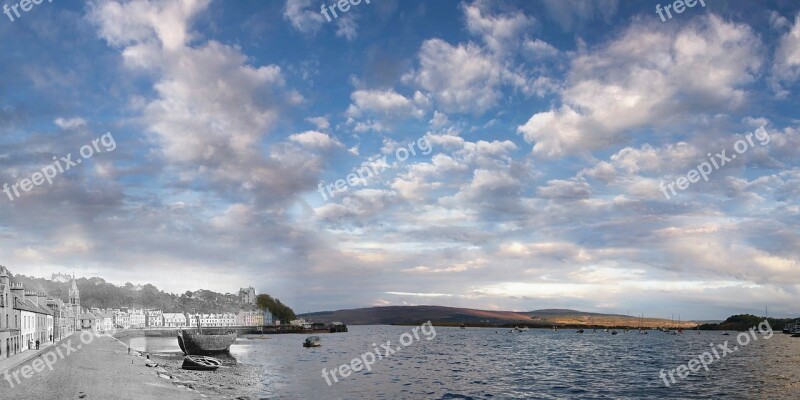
(0, 0, 799, 320)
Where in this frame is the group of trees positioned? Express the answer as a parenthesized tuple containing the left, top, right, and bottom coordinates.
(10, 273, 296, 320)
(256, 294, 296, 323)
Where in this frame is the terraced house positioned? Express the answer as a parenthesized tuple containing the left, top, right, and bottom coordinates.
(0, 267, 21, 358)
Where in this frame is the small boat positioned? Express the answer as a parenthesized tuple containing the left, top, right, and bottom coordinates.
(182, 355, 222, 371)
(303, 336, 322, 347)
(722, 332, 730, 336)
(519, 326, 529, 332)
(460, 323, 466, 329)
(576, 329, 584, 334)
(792, 333, 800, 338)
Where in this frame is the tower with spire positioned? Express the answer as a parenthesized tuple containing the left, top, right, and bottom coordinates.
(69, 273, 80, 329)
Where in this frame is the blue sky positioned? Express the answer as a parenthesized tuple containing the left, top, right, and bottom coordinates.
(1, 0, 799, 319)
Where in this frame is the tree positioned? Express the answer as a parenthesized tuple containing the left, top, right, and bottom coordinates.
(256, 294, 296, 323)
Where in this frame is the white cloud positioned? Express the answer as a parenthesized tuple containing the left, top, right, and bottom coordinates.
(54, 117, 87, 130)
(289, 131, 342, 150)
(462, 0, 533, 54)
(283, 0, 325, 35)
(772, 14, 800, 91)
(518, 16, 763, 158)
(345, 89, 429, 123)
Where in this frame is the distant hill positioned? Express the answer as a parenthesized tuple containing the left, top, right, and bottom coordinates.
(698, 314, 795, 331)
(301, 305, 698, 328)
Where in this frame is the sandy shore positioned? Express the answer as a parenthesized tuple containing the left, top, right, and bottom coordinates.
(3, 332, 265, 399)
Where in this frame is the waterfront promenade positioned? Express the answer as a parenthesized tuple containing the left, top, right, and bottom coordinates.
(3, 334, 197, 399)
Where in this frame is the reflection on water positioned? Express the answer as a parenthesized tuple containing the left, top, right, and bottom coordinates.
(120, 326, 800, 399)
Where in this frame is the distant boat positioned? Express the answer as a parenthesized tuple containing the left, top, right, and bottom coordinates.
(181, 355, 222, 371)
(519, 326, 529, 332)
(303, 336, 322, 347)
(460, 323, 466, 329)
(576, 329, 584, 334)
(722, 332, 730, 336)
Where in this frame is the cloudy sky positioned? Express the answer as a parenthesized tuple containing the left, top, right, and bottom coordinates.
(1, 0, 798, 319)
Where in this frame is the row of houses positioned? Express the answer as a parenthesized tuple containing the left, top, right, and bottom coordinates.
(0, 266, 78, 359)
(78, 308, 275, 330)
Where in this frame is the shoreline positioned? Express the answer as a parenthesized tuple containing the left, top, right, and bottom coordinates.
(114, 332, 266, 399)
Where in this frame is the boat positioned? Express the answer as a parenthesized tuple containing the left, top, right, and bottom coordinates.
(722, 332, 730, 336)
(177, 330, 237, 354)
(519, 326, 529, 332)
(181, 355, 222, 371)
(303, 336, 322, 347)
(792, 333, 800, 338)
(460, 323, 466, 329)
(576, 329, 584, 334)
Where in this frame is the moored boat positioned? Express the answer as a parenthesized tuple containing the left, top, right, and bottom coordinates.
(303, 336, 322, 347)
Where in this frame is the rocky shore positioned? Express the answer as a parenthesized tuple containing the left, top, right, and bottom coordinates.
(137, 350, 265, 399)
(113, 334, 267, 399)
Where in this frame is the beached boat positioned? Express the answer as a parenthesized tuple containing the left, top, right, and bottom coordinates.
(303, 336, 322, 347)
(182, 355, 222, 371)
(177, 330, 237, 354)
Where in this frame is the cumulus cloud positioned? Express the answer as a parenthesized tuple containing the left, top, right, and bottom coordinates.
(772, 13, 800, 94)
(518, 15, 763, 158)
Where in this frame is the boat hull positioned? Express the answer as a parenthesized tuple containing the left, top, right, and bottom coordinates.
(182, 355, 222, 371)
(177, 330, 237, 354)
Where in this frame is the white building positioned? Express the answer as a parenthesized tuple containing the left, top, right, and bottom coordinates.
(113, 310, 130, 329)
(19, 309, 35, 351)
(129, 309, 146, 329)
(146, 310, 163, 327)
(163, 313, 186, 327)
(186, 313, 237, 328)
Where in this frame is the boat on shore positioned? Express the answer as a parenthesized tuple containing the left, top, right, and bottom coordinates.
(182, 355, 222, 371)
(177, 329, 238, 354)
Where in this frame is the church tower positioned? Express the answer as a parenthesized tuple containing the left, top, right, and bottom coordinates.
(69, 273, 80, 329)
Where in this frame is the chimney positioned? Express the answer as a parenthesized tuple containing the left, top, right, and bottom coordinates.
(0, 266, 9, 286)
(10, 282, 24, 301)
(38, 293, 47, 307)
(25, 290, 38, 306)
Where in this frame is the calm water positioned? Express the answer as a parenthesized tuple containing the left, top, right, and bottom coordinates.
(122, 326, 800, 399)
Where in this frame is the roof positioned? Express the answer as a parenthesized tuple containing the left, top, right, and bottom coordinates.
(13, 297, 53, 315)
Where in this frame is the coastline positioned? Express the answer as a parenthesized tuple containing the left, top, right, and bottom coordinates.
(114, 331, 266, 399)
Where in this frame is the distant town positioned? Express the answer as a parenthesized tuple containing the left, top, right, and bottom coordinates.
(0, 265, 316, 361)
